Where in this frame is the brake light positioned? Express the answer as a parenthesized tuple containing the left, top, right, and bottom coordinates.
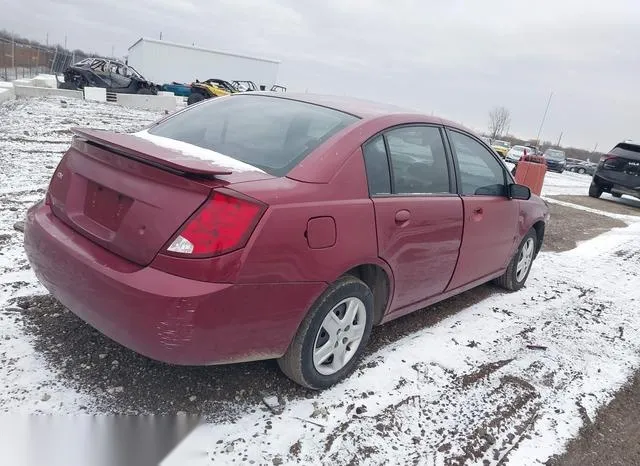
(600, 154, 620, 169)
(166, 191, 265, 257)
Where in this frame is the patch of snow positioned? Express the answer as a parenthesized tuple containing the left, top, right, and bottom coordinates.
(0, 96, 162, 413)
(166, 221, 640, 465)
(134, 130, 266, 174)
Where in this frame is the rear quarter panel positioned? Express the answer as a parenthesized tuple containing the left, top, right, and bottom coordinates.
(234, 149, 383, 284)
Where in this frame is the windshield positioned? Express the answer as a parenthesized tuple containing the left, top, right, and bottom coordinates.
(545, 149, 566, 161)
(493, 140, 509, 148)
(148, 95, 359, 176)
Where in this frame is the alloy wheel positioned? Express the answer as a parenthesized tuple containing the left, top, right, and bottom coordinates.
(313, 297, 366, 375)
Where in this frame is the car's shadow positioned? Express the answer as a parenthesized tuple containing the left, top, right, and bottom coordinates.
(14, 285, 498, 418)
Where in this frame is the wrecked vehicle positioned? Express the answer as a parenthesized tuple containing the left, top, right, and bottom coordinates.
(58, 58, 158, 95)
(160, 82, 192, 97)
(187, 78, 239, 105)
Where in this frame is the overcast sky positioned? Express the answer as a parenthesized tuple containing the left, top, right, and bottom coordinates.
(3, 0, 639, 150)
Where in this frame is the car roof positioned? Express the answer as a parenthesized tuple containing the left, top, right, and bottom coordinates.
(240, 92, 455, 124)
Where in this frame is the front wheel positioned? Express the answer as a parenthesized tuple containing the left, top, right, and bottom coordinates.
(278, 276, 373, 389)
(494, 229, 537, 291)
(588, 181, 603, 198)
(577, 168, 586, 174)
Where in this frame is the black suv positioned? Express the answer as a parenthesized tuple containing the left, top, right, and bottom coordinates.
(589, 141, 640, 200)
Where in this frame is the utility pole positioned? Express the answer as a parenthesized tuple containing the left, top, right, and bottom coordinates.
(64, 34, 67, 50)
(46, 32, 49, 46)
(160, 32, 163, 40)
(111, 45, 115, 58)
(11, 31, 15, 79)
(556, 131, 563, 147)
(536, 91, 553, 145)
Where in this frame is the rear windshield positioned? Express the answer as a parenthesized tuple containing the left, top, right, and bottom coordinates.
(148, 95, 359, 176)
(493, 140, 509, 148)
(545, 149, 566, 160)
(611, 144, 640, 160)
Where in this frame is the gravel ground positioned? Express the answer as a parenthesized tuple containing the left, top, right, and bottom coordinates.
(2, 97, 640, 464)
(549, 194, 640, 217)
(551, 371, 640, 466)
(3, 198, 630, 420)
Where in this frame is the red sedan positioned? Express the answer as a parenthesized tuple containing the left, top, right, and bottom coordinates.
(24, 94, 549, 389)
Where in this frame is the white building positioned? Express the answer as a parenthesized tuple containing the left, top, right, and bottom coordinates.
(127, 38, 281, 87)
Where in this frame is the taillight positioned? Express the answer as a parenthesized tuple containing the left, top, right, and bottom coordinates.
(600, 154, 620, 169)
(165, 190, 265, 257)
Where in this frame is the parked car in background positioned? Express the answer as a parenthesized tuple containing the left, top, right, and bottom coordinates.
(24, 93, 548, 389)
(589, 141, 640, 200)
(491, 140, 511, 158)
(543, 149, 567, 173)
(566, 159, 596, 175)
(160, 82, 192, 97)
(505, 145, 533, 163)
(187, 78, 239, 105)
(481, 136, 493, 146)
(57, 58, 157, 95)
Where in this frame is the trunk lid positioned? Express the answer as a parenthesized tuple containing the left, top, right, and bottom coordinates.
(47, 129, 272, 266)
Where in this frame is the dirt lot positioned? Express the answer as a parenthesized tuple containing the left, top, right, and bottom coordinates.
(4, 197, 631, 419)
(549, 194, 640, 217)
(551, 372, 640, 466)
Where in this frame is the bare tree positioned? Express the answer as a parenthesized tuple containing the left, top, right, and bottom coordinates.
(488, 107, 511, 140)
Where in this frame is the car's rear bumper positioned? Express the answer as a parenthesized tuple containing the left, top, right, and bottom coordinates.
(24, 202, 326, 365)
(594, 173, 640, 198)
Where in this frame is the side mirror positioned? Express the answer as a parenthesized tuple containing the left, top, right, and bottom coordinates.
(509, 183, 531, 200)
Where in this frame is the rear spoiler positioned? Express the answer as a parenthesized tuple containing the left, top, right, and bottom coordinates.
(71, 128, 233, 177)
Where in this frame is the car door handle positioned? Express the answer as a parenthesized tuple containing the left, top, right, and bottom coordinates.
(473, 208, 483, 215)
(471, 207, 484, 221)
(395, 210, 410, 224)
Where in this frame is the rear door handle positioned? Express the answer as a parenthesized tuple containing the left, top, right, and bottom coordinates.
(395, 209, 410, 224)
(473, 208, 483, 215)
(471, 207, 484, 221)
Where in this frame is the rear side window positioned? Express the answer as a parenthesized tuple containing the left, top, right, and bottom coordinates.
(449, 130, 507, 196)
(386, 126, 451, 194)
(362, 136, 392, 195)
(149, 95, 359, 176)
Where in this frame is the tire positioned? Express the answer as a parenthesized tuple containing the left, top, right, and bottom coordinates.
(187, 92, 206, 105)
(612, 192, 622, 198)
(588, 181, 603, 198)
(58, 81, 78, 90)
(278, 276, 374, 389)
(578, 168, 586, 174)
(494, 229, 537, 291)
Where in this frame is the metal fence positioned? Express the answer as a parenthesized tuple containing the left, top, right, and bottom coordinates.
(0, 37, 85, 81)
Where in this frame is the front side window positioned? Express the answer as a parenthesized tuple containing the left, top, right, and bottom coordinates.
(386, 126, 451, 194)
(449, 130, 507, 196)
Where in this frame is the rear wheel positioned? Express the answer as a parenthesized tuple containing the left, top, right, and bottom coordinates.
(577, 168, 586, 174)
(612, 192, 622, 198)
(494, 229, 537, 291)
(187, 92, 206, 105)
(278, 276, 373, 389)
(588, 181, 603, 198)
